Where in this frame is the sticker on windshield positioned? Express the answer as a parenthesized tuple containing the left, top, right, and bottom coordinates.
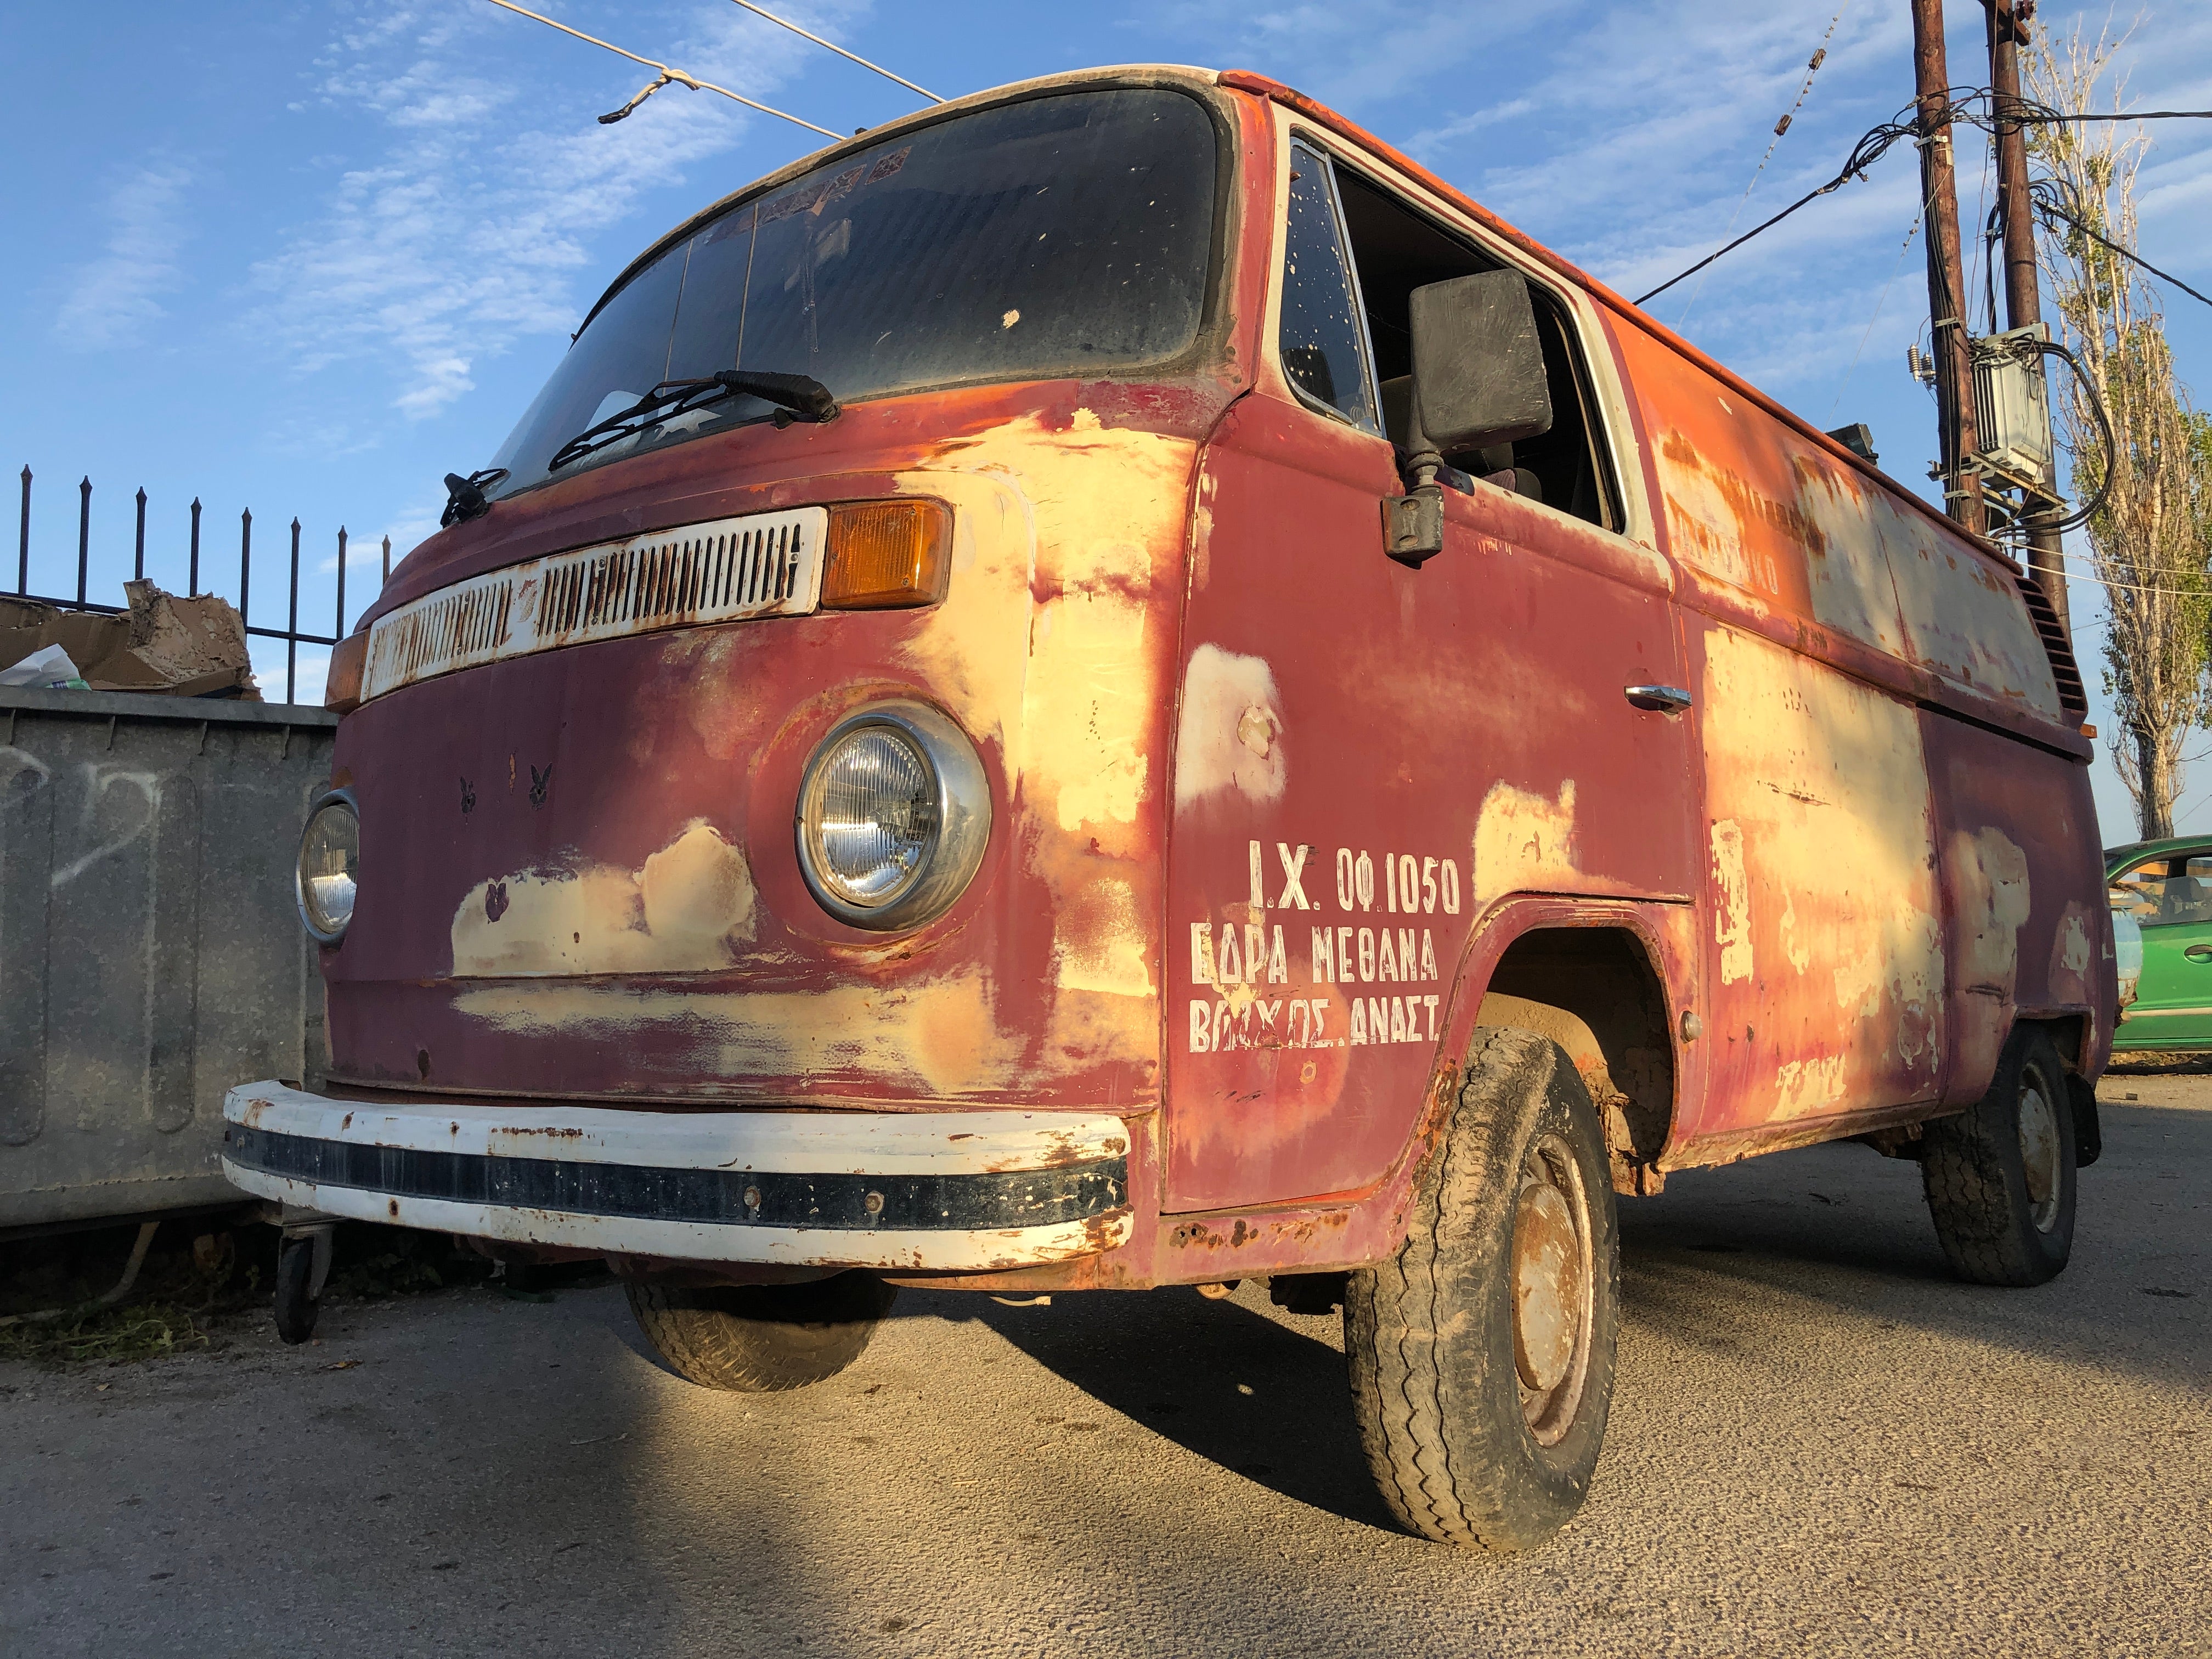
(762, 162, 869, 226)
(761, 150, 908, 227)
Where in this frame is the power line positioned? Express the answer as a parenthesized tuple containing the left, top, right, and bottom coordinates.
(1678, 3, 1850, 330)
(478, 0, 842, 139)
(1828, 206, 1920, 417)
(2068, 567, 2212, 602)
(1635, 108, 1921, 304)
(2030, 108, 2212, 122)
(1635, 89, 2212, 308)
(2029, 179, 2212, 311)
(726, 1, 943, 104)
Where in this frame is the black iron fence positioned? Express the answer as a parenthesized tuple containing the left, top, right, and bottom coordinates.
(14, 465, 390, 707)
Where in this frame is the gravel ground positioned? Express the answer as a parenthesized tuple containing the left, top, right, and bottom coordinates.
(3, 1088, 2207, 1658)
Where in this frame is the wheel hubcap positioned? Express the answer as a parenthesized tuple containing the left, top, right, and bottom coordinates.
(1511, 1135, 1593, 1443)
(2018, 1080, 2061, 1233)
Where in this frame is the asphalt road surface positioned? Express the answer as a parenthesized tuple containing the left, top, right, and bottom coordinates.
(6, 1080, 2207, 1658)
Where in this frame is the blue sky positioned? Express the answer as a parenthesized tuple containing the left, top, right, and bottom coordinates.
(4, 1, 2208, 839)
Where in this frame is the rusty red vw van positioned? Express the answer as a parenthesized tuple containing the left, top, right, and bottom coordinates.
(223, 65, 2114, 1550)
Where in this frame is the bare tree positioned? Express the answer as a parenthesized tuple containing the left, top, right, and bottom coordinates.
(2027, 21, 2211, 840)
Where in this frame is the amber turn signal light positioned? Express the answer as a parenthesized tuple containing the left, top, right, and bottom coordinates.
(820, 500, 951, 610)
(325, 630, 368, 712)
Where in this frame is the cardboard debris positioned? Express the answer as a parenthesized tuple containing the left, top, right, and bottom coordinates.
(0, 583, 260, 699)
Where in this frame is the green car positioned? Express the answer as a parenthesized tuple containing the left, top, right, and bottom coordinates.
(2107, 836, 2212, 1048)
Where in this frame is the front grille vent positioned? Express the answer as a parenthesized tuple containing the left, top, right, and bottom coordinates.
(362, 507, 827, 701)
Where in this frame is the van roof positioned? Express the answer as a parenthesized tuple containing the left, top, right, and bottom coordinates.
(583, 63, 2013, 578)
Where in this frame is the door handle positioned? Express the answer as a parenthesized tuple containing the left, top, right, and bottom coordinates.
(1625, 684, 1694, 714)
(2185, 945, 2212, 963)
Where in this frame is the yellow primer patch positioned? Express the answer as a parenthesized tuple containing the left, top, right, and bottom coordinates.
(1700, 624, 1945, 1108)
(1711, 820, 1753, 985)
(1035, 562, 1150, 831)
(2049, 902, 2094, 1003)
(1053, 878, 1154, 998)
(900, 410, 1194, 858)
(450, 820, 755, 977)
(1790, 460, 1911, 657)
(1174, 643, 1286, 810)
(451, 970, 1027, 1100)
(1773, 1054, 1849, 1121)
(1658, 442, 1753, 589)
(1472, 780, 1578, 909)
(1779, 884, 1810, 975)
(1952, 827, 2032, 993)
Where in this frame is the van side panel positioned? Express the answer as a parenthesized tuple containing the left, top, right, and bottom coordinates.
(1601, 326, 1942, 1142)
(1605, 318, 2107, 1147)
(1922, 711, 2111, 1100)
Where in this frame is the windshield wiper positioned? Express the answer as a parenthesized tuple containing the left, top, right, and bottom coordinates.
(546, 370, 839, 472)
(440, 467, 510, 527)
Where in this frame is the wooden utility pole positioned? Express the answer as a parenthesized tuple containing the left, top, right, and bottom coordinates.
(1911, 0, 1985, 535)
(1986, 0, 2072, 633)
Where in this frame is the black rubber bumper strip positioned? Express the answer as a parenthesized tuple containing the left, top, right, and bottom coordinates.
(223, 1124, 1127, 1232)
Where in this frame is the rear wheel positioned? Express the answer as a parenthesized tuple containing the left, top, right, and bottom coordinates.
(1921, 1025, 2075, 1286)
(1345, 1026, 1620, 1551)
(626, 1272, 896, 1391)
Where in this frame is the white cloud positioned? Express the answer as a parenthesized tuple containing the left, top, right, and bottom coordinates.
(249, 1, 867, 422)
(54, 163, 195, 349)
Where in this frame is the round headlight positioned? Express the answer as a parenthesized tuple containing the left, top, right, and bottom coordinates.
(298, 791, 360, 944)
(796, 703, 990, 930)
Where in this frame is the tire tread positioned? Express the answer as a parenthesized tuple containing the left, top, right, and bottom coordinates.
(1347, 1027, 1616, 1551)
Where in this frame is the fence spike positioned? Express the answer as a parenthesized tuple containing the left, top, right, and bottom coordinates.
(16, 466, 28, 596)
(134, 487, 147, 583)
(336, 526, 348, 640)
(287, 517, 302, 705)
(77, 477, 92, 608)
(189, 499, 201, 596)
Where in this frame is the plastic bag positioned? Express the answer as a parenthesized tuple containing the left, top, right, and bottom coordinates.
(0, 644, 91, 691)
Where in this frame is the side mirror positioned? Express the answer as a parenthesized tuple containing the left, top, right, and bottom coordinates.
(1407, 273, 1548, 458)
(1408, 272, 1553, 456)
(1383, 273, 1554, 567)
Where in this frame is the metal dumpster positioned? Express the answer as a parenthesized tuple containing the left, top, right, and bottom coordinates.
(0, 686, 337, 1233)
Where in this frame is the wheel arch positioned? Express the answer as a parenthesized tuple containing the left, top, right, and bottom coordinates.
(1442, 898, 1690, 1197)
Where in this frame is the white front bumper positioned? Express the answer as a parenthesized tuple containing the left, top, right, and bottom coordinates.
(221, 1082, 1133, 1270)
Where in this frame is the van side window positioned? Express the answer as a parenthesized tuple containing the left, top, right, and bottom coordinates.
(1330, 162, 1621, 532)
(1278, 142, 1379, 431)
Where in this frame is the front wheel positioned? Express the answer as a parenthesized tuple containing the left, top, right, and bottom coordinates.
(1346, 1026, 1621, 1551)
(1921, 1025, 2075, 1286)
(627, 1272, 896, 1392)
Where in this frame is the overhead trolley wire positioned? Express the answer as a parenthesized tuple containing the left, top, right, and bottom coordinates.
(477, 0, 843, 138)
(725, 1, 943, 104)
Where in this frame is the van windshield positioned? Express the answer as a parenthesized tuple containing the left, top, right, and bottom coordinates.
(487, 87, 1219, 498)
